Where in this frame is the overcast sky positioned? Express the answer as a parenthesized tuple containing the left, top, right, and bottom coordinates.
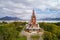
(0, 0, 60, 19)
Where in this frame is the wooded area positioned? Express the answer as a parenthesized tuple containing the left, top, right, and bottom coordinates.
(0, 22, 60, 40)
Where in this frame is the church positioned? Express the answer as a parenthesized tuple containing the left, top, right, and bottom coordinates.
(20, 10, 44, 40)
(25, 10, 41, 33)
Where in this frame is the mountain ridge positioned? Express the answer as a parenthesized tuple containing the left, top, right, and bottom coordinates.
(0, 16, 60, 21)
(0, 16, 21, 20)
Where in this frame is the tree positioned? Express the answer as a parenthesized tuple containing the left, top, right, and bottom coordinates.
(43, 31, 58, 40)
(0, 24, 19, 40)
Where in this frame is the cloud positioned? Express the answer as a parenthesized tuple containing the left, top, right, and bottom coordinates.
(0, 0, 60, 19)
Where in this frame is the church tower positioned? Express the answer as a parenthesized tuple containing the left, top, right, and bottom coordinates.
(31, 10, 36, 25)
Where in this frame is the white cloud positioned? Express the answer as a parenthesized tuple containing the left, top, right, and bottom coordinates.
(0, 0, 60, 19)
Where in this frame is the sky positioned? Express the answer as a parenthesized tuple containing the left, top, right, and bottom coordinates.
(0, 0, 60, 19)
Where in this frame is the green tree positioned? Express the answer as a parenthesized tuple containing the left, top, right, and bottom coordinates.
(0, 24, 19, 40)
(43, 31, 58, 40)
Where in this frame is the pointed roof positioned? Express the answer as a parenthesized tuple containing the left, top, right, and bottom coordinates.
(32, 9, 35, 16)
(31, 9, 36, 25)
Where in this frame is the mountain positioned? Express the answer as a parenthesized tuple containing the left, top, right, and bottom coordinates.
(0, 16, 60, 21)
(0, 16, 21, 20)
(40, 18, 60, 21)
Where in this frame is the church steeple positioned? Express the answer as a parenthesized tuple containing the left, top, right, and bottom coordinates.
(32, 10, 35, 16)
(31, 10, 36, 25)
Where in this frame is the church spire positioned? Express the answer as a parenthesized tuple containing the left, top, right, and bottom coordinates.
(31, 10, 36, 25)
(33, 10, 34, 15)
(32, 9, 35, 16)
